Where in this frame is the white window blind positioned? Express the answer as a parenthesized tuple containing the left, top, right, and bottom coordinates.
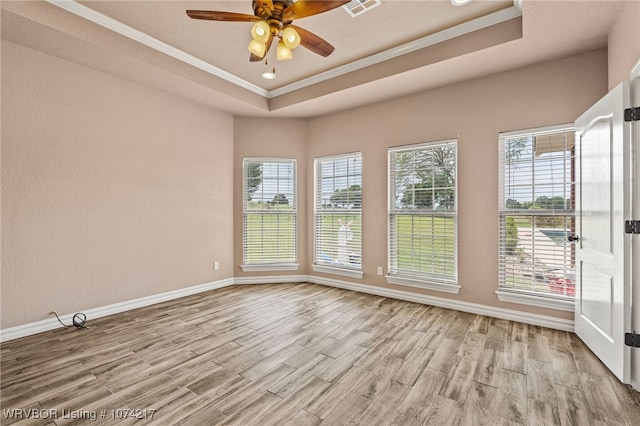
(498, 126, 575, 298)
(242, 158, 297, 269)
(314, 153, 362, 272)
(388, 141, 457, 284)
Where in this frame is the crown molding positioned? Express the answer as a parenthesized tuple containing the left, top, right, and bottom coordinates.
(44, 1, 521, 104)
(44, 0, 269, 97)
(269, 5, 523, 97)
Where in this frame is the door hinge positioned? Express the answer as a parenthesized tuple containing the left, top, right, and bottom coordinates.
(624, 107, 640, 122)
(625, 332, 640, 348)
(625, 220, 640, 234)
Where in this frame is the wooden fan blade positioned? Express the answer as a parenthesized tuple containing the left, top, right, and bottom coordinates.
(250, 34, 274, 62)
(186, 10, 261, 22)
(283, 1, 350, 20)
(289, 25, 335, 57)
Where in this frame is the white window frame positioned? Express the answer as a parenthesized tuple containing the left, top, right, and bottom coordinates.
(387, 140, 459, 294)
(312, 152, 363, 279)
(241, 158, 298, 272)
(496, 124, 575, 311)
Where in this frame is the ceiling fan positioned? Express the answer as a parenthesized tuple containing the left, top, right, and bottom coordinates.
(186, 1, 350, 63)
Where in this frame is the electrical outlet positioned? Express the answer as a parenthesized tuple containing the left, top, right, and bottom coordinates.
(214, 261, 219, 271)
(377, 266, 383, 276)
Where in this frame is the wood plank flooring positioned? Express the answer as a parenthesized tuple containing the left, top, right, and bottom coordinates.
(2, 283, 639, 425)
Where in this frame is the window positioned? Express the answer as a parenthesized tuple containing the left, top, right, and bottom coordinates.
(387, 140, 458, 293)
(497, 125, 575, 309)
(313, 153, 363, 278)
(242, 158, 297, 271)
(343, 0, 383, 17)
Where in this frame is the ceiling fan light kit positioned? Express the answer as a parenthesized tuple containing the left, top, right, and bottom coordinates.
(277, 40, 293, 61)
(187, 0, 350, 73)
(248, 38, 267, 57)
(282, 26, 301, 49)
(250, 21, 271, 43)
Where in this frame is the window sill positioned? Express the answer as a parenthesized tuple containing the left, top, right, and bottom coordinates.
(312, 264, 364, 279)
(241, 263, 299, 272)
(495, 289, 574, 312)
(385, 275, 460, 294)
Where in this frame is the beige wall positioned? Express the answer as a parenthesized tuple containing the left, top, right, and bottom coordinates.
(233, 49, 607, 320)
(1, 41, 235, 328)
(0, 42, 619, 329)
(607, 0, 640, 89)
(233, 117, 309, 277)
(305, 49, 608, 320)
(1, 44, 611, 330)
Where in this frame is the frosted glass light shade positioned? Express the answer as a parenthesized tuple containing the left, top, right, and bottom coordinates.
(251, 21, 270, 43)
(248, 39, 266, 57)
(276, 41, 293, 61)
(282, 27, 300, 49)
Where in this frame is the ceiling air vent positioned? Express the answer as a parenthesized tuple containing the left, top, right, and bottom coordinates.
(343, 0, 382, 17)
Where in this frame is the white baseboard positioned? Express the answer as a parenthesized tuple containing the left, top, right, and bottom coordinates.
(233, 275, 308, 285)
(1, 274, 574, 342)
(0, 278, 235, 343)
(307, 275, 575, 332)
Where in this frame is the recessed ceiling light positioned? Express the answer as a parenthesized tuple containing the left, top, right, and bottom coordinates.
(261, 71, 276, 80)
(451, 0, 471, 6)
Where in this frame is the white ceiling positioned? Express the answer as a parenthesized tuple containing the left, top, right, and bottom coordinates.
(0, 1, 625, 117)
(76, 0, 514, 89)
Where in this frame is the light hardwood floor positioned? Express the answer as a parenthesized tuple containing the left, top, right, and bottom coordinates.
(2, 283, 639, 425)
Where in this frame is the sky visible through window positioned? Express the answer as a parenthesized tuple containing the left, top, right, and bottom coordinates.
(252, 158, 363, 203)
(504, 136, 572, 207)
(320, 157, 362, 206)
(250, 162, 295, 205)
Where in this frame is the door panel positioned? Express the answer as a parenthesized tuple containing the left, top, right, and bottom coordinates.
(580, 263, 613, 338)
(580, 119, 612, 254)
(574, 81, 630, 383)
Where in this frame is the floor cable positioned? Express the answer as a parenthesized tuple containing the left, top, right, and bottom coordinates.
(52, 311, 89, 329)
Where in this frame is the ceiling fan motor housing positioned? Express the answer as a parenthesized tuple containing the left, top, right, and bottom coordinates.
(253, 0, 294, 35)
(253, 1, 294, 20)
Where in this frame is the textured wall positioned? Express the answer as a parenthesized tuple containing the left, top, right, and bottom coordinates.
(2, 44, 610, 330)
(305, 49, 608, 320)
(233, 117, 309, 277)
(1, 41, 235, 328)
(607, 0, 640, 89)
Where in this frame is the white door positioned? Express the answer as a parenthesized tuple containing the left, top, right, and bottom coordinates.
(574, 82, 631, 383)
(631, 62, 640, 391)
